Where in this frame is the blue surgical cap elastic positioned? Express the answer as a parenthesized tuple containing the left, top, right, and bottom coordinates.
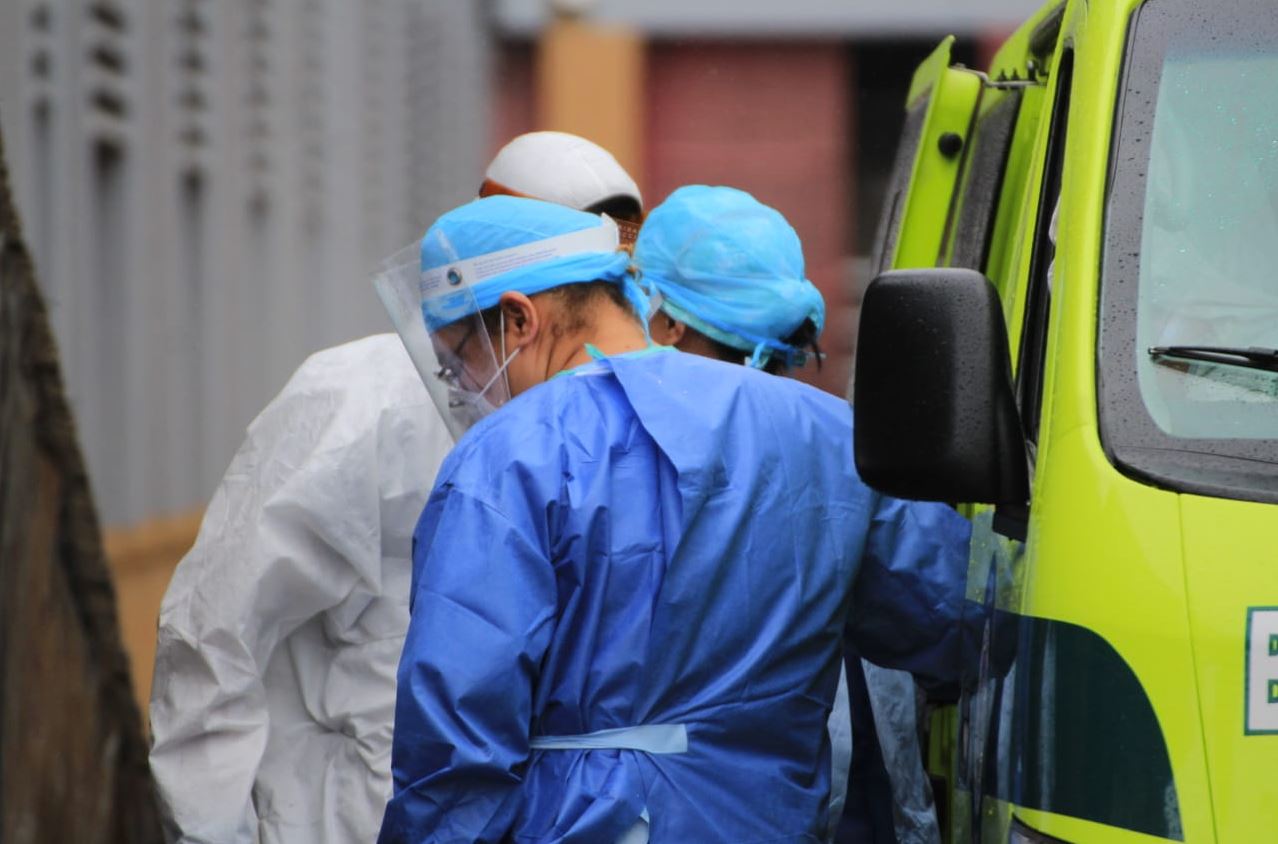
(635, 185, 826, 369)
(419, 195, 638, 329)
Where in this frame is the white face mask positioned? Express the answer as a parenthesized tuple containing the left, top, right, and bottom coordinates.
(444, 309, 521, 434)
(444, 385, 500, 431)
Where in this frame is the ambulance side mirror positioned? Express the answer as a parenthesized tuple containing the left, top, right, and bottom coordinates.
(852, 268, 1028, 505)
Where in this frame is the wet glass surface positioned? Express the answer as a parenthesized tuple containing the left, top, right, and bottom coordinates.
(1099, 0, 1278, 501)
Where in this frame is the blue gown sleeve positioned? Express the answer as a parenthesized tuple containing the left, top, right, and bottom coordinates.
(378, 485, 557, 844)
(846, 496, 981, 698)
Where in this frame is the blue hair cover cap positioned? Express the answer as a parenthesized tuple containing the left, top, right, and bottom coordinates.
(419, 195, 635, 329)
(636, 185, 825, 368)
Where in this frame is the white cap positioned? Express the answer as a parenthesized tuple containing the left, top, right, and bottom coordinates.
(482, 131, 642, 213)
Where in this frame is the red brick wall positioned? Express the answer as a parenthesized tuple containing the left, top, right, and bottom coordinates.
(491, 42, 537, 161)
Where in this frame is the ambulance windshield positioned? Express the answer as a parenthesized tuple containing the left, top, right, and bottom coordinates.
(1135, 45, 1278, 437)
(1099, 0, 1278, 501)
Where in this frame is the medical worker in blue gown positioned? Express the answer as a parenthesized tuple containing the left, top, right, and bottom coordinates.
(640, 185, 846, 841)
(377, 194, 972, 843)
(640, 186, 948, 844)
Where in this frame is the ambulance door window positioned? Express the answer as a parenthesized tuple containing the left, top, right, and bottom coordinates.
(1017, 50, 1074, 452)
(870, 96, 929, 275)
(945, 89, 1023, 273)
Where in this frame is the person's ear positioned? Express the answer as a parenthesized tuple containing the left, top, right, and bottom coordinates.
(648, 312, 686, 345)
(664, 314, 686, 345)
(498, 291, 538, 348)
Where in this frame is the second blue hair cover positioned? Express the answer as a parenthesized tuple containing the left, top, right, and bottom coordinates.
(636, 185, 826, 368)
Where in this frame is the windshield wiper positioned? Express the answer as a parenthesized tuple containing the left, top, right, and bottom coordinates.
(1148, 345, 1278, 373)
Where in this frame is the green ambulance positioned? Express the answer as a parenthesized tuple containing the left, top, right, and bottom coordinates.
(851, 0, 1278, 841)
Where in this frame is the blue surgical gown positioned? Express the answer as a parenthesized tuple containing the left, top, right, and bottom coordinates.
(379, 349, 972, 843)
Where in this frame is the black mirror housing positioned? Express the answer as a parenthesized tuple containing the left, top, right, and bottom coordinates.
(853, 268, 1028, 505)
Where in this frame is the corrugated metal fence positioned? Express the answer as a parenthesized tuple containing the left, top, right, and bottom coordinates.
(0, 0, 491, 527)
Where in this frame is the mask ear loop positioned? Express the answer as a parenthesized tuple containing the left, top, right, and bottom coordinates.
(477, 308, 521, 401)
(499, 308, 511, 397)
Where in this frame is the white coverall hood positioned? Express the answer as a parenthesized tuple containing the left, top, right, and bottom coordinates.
(481, 130, 642, 212)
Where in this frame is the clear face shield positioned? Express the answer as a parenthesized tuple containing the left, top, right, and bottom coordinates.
(373, 215, 626, 440)
(372, 244, 513, 441)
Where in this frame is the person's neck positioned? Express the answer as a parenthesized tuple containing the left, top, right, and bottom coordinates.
(552, 310, 649, 374)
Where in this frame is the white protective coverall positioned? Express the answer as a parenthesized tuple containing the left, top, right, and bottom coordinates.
(149, 333, 453, 843)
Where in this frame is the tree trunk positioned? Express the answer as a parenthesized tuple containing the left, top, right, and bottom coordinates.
(0, 121, 162, 844)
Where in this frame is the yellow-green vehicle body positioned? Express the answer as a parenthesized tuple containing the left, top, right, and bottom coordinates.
(871, 0, 1278, 841)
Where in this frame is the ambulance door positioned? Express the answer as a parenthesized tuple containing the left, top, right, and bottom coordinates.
(871, 36, 983, 275)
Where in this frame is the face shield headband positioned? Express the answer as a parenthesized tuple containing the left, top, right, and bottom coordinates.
(420, 215, 625, 323)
